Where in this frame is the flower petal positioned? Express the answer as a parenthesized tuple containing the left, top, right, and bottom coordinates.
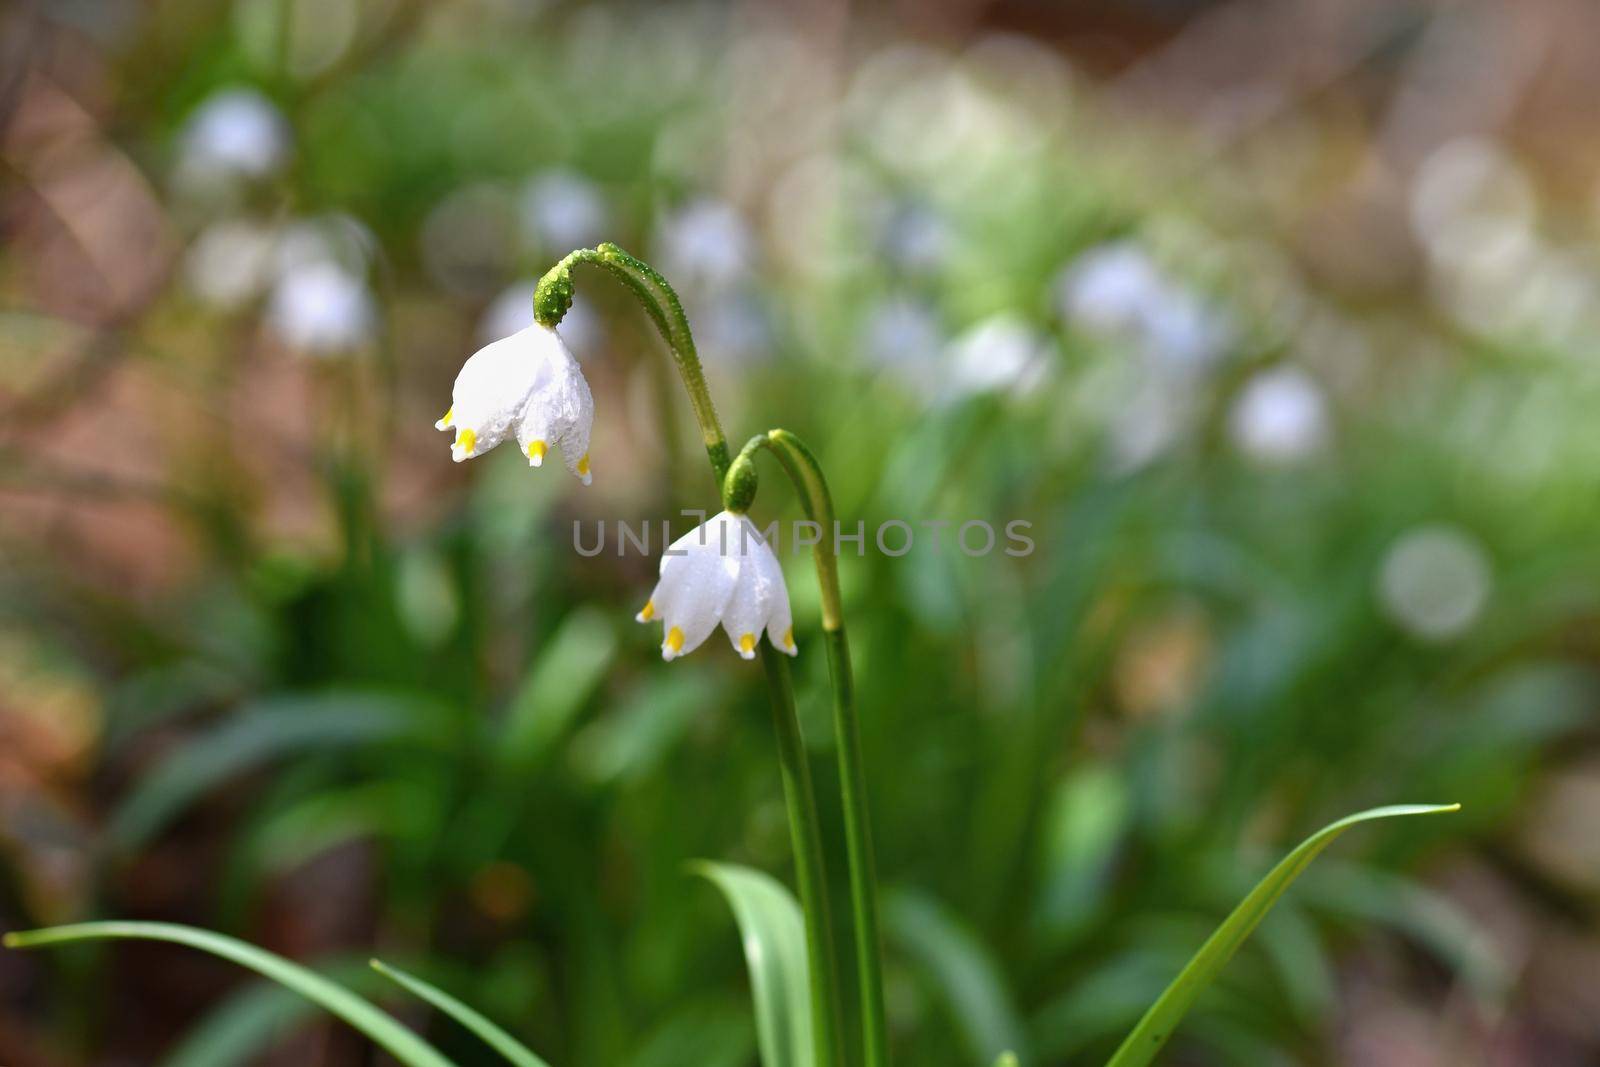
(444, 326, 554, 461)
(648, 513, 741, 660)
(721, 516, 783, 659)
(515, 327, 594, 483)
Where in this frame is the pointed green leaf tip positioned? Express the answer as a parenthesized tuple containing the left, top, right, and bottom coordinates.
(1106, 803, 1460, 1067)
(3, 922, 453, 1067)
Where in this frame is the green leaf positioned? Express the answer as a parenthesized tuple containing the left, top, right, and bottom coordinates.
(371, 959, 552, 1067)
(885, 888, 1027, 1065)
(500, 607, 617, 767)
(1106, 803, 1460, 1067)
(108, 691, 454, 850)
(4, 922, 455, 1067)
(161, 956, 382, 1067)
(693, 862, 813, 1067)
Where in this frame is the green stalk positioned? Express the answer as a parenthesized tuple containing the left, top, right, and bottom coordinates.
(537, 247, 846, 1067)
(534, 244, 731, 480)
(762, 644, 848, 1067)
(730, 431, 889, 1067)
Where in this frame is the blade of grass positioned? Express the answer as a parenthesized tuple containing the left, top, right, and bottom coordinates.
(693, 862, 813, 1067)
(4, 922, 455, 1067)
(1106, 803, 1460, 1067)
(371, 959, 552, 1067)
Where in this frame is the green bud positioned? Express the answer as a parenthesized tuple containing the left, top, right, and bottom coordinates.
(533, 265, 575, 327)
(722, 454, 758, 513)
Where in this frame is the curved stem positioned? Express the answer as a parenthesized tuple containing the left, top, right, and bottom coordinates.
(732, 430, 890, 1067)
(535, 244, 731, 481)
(535, 248, 846, 1067)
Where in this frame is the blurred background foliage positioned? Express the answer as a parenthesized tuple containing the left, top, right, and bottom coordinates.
(4, 0, 1600, 1064)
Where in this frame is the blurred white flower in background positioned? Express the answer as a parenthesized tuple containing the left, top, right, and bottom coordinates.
(1407, 138, 1600, 344)
(478, 280, 600, 354)
(654, 199, 755, 291)
(267, 260, 375, 355)
(174, 88, 289, 190)
(1059, 241, 1167, 337)
(1410, 138, 1534, 267)
(182, 220, 279, 309)
(1058, 240, 1232, 371)
(945, 314, 1051, 399)
(1378, 525, 1492, 641)
(520, 169, 610, 252)
(1228, 367, 1330, 465)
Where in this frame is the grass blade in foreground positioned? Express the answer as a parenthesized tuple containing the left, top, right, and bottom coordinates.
(372, 959, 552, 1067)
(694, 862, 813, 1067)
(1106, 803, 1460, 1067)
(3, 922, 455, 1067)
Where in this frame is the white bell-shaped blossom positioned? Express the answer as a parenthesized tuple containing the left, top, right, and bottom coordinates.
(636, 511, 796, 662)
(436, 323, 594, 483)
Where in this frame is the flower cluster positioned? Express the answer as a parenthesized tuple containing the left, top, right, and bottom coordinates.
(437, 323, 594, 484)
(437, 322, 798, 663)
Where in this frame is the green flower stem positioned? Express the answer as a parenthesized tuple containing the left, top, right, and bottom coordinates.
(534, 243, 731, 480)
(730, 431, 889, 1067)
(535, 247, 847, 1067)
(762, 643, 848, 1067)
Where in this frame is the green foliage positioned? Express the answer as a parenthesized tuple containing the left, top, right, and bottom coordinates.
(694, 863, 814, 1067)
(7, 3, 1596, 1064)
(1106, 805, 1461, 1067)
(4, 924, 454, 1067)
(372, 959, 553, 1067)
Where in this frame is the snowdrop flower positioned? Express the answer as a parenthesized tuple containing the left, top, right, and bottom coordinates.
(1058, 240, 1167, 338)
(655, 199, 755, 291)
(945, 313, 1051, 399)
(1377, 525, 1491, 642)
(267, 260, 375, 354)
(436, 323, 595, 483)
(636, 511, 796, 661)
(1227, 367, 1329, 464)
(178, 88, 289, 183)
(184, 220, 278, 309)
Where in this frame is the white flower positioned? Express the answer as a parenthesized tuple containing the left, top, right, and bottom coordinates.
(636, 511, 796, 661)
(178, 88, 289, 182)
(266, 261, 375, 354)
(436, 323, 594, 484)
(184, 220, 278, 309)
(945, 314, 1051, 399)
(1227, 367, 1329, 465)
(1377, 525, 1492, 643)
(655, 199, 755, 291)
